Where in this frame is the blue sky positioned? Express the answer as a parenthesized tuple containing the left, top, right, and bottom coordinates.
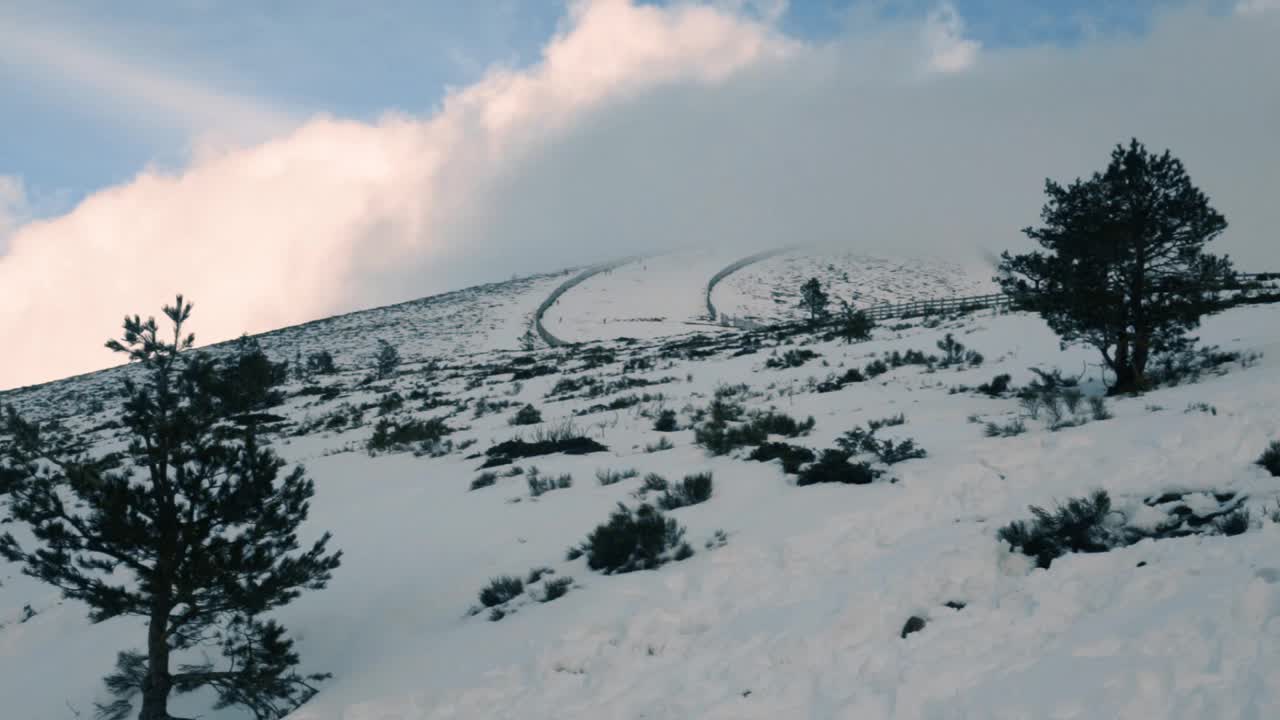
(0, 0, 1228, 215)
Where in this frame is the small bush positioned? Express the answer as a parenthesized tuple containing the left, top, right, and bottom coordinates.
(1088, 396, 1113, 421)
(479, 575, 524, 607)
(796, 449, 881, 486)
(1061, 388, 1084, 414)
(526, 567, 554, 584)
(1258, 441, 1280, 477)
(483, 423, 608, 466)
(581, 503, 692, 574)
(305, 349, 337, 375)
(765, 349, 820, 369)
(367, 416, 453, 453)
(470, 472, 498, 491)
(374, 339, 400, 379)
(1215, 508, 1251, 537)
(640, 473, 669, 494)
(836, 306, 875, 343)
(541, 576, 573, 602)
(653, 409, 679, 432)
(867, 414, 906, 430)
(528, 468, 573, 497)
(864, 359, 889, 378)
(644, 436, 675, 453)
(997, 490, 1118, 569)
(984, 418, 1027, 438)
(510, 404, 543, 426)
(657, 472, 714, 510)
(749, 442, 815, 473)
(596, 467, 639, 486)
(977, 373, 1012, 396)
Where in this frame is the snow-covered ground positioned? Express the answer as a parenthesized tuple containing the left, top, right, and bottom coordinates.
(3, 256, 1280, 720)
(541, 251, 735, 343)
(713, 250, 996, 323)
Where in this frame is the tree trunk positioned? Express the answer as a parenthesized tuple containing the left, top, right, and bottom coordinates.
(138, 601, 172, 720)
(1131, 330, 1151, 392)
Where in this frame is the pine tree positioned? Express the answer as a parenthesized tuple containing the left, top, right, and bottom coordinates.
(374, 339, 400, 379)
(835, 301, 874, 343)
(0, 296, 341, 720)
(998, 139, 1232, 394)
(798, 277, 830, 325)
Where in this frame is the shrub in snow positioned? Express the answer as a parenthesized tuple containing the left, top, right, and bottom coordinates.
(653, 409, 679, 432)
(479, 576, 524, 608)
(470, 472, 498, 491)
(867, 414, 906, 430)
(695, 407, 814, 456)
(374, 338, 400, 379)
(483, 423, 608, 467)
(1088, 396, 1113, 421)
(596, 467, 639, 486)
(765, 349, 820, 369)
(510, 404, 543, 426)
(657, 472, 713, 510)
(367, 416, 453, 453)
(1061, 387, 1085, 414)
(527, 468, 572, 497)
(901, 616, 927, 639)
(838, 426, 926, 465)
(1258, 441, 1280, 477)
(997, 490, 1121, 569)
(526, 567, 554, 584)
(305, 349, 337, 375)
(749, 442, 815, 474)
(835, 304, 875, 343)
(983, 418, 1027, 438)
(541, 576, 573, 602)
(1214, 508, 1251, 537)
(864, 359, 889, 378)
(639, 473, 669, 495)
(977, 373, 1012, 396)
(796, 450, 881, 486)
(579, 503, 693, 574)
(644, 436, 675, 453)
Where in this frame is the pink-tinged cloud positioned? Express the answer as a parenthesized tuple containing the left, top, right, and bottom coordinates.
(0, 0, 788, 390)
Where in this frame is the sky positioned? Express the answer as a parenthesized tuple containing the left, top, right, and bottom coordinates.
(0, 0, 1277, 389)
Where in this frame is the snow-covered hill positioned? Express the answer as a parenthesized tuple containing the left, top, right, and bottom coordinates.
(3, 254, 1279, 720)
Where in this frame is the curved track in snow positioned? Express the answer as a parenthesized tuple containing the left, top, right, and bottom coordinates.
(533, 257, 642, 347)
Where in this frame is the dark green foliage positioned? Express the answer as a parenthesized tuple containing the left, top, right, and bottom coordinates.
(374, 339, 400, 379)
(470, 471, 498, 490)
(984, 418, 1027, 438)
(528, 468, 572, 496)
(1260, 441, 1280, 477)
(749, 442, 815, 473)
(836, 303, 875, 343)
(305, 350, 337, 375)
(482, 423, 607, 467)
(376, 391, 405, 416)
(541, 576, 573, 602)
(640, 473, 669, 494)
(765, 349, 820, 369)
(215, 335, 289, 418)
(795, 449, 881, 486)
(653, 409, 679, 432)
(798, 277, 830, 324)
(595, 467, 638, 486)
(901, 616, 927, 639)
(695, 407, 813, 456)
(510, 364, 557, 381)
(526, 567, 554, 584)
(867, 414, 906, 431)
(977, 373, 1012, 396)
(937, 334, 965, 366)
(366, 416, 453, 453)
(511, 404, 543, 426)
(0, 297, 340, 720)
(1088, 396, 1113, 421)
(837, 425, 926, 465)
(581, 503, 691, 574)
(479, 576, 524, 607)
(998, 139, 1233, 394)
(864, 359, 889, 378)
(1214, 508, 1251, 537)
(657, 472, 713, 510)
(997, 490, 1117, 569)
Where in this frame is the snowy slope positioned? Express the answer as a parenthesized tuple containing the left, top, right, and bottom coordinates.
(3, 257, 1280, 720)
(541, 251, 736, 343)
(714, 250, 996, 323)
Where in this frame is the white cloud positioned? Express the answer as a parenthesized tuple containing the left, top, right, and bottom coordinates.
(1, 0, 1277, 391)
(923, 2, 980, 73)
(0, 176, 27, 249)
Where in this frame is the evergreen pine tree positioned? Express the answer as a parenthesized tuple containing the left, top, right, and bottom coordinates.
(0, 296, 341, 720)
(374, 339, 400, 379)
(798, 277, 830, 325)
(835, 301, 874, 343)
(998, 139, 1232, 394)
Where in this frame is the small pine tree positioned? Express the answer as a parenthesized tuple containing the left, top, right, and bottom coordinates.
(0, 296, 341, 720)
(374, 339, 400, 379)
(835, 301, 874, 343)
(798, 277, 830, 325)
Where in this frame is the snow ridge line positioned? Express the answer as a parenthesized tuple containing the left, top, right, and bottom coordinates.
(533, 256, 643, 347)
(704, 246, 799, 321)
